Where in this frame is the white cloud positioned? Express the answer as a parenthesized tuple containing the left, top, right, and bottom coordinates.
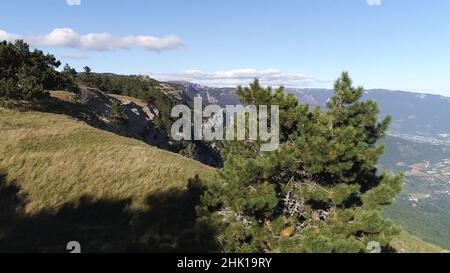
(367, 0, 381, 6)
(66, 0, 81, 6)
(0, 28, 185, 52)
(0, 29, 21, 42)
(152, 69, 331, 88)
(31, 28, 80, 48)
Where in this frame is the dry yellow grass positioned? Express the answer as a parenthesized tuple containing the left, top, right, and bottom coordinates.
(108, 94, 149, 107)
(0, 106, 214, 214)
(49, 90, 77, 102)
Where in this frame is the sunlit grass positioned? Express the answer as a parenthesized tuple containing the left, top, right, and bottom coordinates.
(0, 106, 214, 214)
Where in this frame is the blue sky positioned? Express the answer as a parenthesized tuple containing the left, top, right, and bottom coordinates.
(1, 0, 450, 95)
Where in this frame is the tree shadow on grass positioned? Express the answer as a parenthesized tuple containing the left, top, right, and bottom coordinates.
(0, 173, 26, 230)
(0, 171, 219, 253)
(1, 96, 112, 132)
(132, 186, 219, 253)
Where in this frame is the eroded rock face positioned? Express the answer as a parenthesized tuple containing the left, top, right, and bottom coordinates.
(78, 87, 114, 116)
(74, 87, 222, 167)
(118, 99, 170, 150)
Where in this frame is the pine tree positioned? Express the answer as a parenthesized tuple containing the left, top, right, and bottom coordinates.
(191, 72, 402, 253)
(81, 66, 93, 86)
(0, 40, 62, 99)
(110, 99, 128, 124)
(61, 63, 78, 87)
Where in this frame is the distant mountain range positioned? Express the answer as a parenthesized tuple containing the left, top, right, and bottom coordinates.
(167, 82, 450, 146)
(290, 88, 450, 145)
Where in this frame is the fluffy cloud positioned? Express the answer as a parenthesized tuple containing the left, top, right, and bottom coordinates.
(1, 28, 185, 52)
(66, 0, 81, 6)
(0, 29, 20, 42)
(153, 69, 330, 88)
(367, 0, 381, 6)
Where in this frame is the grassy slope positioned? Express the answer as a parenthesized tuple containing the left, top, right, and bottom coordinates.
(108, 93, 149, 107)
(0, 106, 213, 214)
(0, 94, 445, 252)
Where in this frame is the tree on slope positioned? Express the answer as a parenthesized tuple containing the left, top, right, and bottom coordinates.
(190, 72, 402, 253)
(0, 40, 62, 99)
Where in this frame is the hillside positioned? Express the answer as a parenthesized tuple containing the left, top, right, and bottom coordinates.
(379, 136, 450, 250)
(0, 89, 446, 253)
(0, 106, 213, 212)
(391, 231, 447, 253)
(0, 101, 214, 252)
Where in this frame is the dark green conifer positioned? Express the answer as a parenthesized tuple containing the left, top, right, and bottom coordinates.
(191, 72, 402, 253)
